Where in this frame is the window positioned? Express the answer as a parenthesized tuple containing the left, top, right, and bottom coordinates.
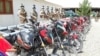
(0, 0, 13, 14)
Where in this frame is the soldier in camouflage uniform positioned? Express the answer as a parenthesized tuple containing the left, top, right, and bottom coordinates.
(60, 8, 66, 18)
(50, 7, 55, 19)
(46, 6, 51, 19)
(18, 4, 28, 24)
(40, 6, 47, 19)
(30, 5, 38, 22)
(53, 8, 60, 20)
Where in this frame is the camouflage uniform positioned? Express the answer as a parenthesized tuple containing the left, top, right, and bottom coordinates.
(30, 5, 38, 22)
(46, 6, 51, 19)
(18, 4, 28, 24)
(40, 6, 47, 19)
(50, 7, 54, 19)
(53, 8, 60, 20)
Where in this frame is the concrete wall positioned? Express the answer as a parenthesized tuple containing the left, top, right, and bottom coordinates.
(46, 0, 100, 8)
(0, 15, 15, 26)
(0, 0, 62, 27)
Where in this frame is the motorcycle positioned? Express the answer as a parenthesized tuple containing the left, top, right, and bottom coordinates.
(59, 17, 83, 54)
(50, 18, 70, 56)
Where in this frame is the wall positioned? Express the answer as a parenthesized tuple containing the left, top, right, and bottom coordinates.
(46, 0, 100, 8)
(0, 15, 15, 26)
(0, 0, 62, 27)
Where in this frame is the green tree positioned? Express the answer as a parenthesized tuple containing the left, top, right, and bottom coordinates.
(76, 0, 91, 16)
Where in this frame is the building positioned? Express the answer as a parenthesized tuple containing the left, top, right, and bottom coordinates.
(0, 0, 62, 27)
(46, 0, 100, 11)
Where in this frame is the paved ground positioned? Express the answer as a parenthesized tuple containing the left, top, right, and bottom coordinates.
(46, 19, 100, 56)
(78, 19, 100, 56)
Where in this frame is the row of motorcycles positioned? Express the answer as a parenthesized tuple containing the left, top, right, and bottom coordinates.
(0, 16, 91, 56)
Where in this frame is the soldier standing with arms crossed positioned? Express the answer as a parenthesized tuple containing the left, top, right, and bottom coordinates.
(18, 4, 28, 24)
(30, 5, 38, 22)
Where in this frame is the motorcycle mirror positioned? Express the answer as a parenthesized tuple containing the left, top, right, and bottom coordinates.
(50, 18, 57, 22)
(50, 18, 54, 21)
(29, 19, 35, 24)
(24, 24, 31, 28)
(8, 25, 17, 30)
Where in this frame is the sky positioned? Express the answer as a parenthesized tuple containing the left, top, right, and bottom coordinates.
(45, 0, 100, 8)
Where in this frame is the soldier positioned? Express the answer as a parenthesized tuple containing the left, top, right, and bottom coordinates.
(40, 6, 46, 19)
(54, 8, 60, 19)
(50, 7, 54, 19)
(18, 4, 28, 24)
(30, 5, 38, 22)
(46, 6, 51, 19)
(58, 8, 61, 18)
(60, 9, 66, 18)
(95, 11, 99, 22)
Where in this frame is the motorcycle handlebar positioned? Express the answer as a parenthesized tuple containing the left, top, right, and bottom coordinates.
(0, 27, 8, 31)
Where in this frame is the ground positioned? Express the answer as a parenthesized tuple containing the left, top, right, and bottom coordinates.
(46, 19, 100, 56)
(78, 19, 100, 56)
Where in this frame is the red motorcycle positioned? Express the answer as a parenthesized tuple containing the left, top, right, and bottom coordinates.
(59, 17, 84, 53)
